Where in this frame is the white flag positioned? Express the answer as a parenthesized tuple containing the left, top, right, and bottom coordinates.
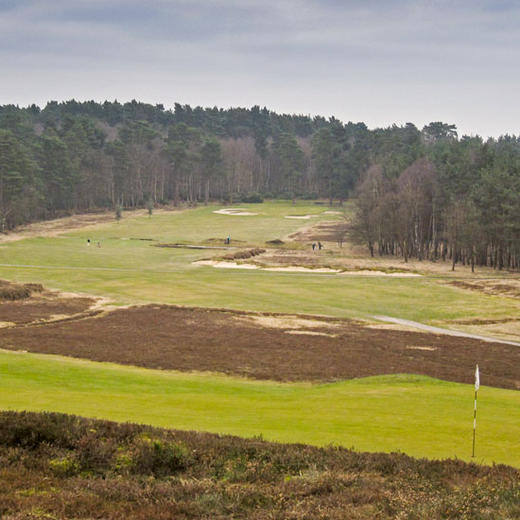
(475, 365, 480, 391)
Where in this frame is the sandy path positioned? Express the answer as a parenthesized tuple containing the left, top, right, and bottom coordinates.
(374, 315, 520, 347)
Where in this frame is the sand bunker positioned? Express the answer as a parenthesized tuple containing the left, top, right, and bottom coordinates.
(264, 266, 340, 273)
(195, 260, 340, 273)
(339, 270, 421, 277)
(284, 215, 314, 220)
(194, 260, 419, 276)
(406, 346, 437, 351)
(213, 208, 258, 216)
(194, 260, 259, 269)
(323, 211, 343, 215)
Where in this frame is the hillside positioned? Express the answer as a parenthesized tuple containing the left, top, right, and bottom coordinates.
(1, 411, 519, 520)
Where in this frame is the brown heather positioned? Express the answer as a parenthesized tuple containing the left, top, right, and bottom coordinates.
(0, 280, 43, 301)
(0, 412, 518, 519)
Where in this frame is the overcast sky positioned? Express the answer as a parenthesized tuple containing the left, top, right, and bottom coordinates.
(1, 0, 518, 137)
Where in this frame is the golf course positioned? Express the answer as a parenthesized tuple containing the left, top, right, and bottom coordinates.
(1, 201, 519, 468)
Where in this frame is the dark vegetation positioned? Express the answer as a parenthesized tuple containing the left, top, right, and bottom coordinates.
(2, 100, 520, 270)
(351, 145, 520, 271)
(0, 279, 94, 324)
(1, 411, 518, 520)
(1, 305, 519, 389)
(0, 279, 43, 301)
(222, 248, 266, 260)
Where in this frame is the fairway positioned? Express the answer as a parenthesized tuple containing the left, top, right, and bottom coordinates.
(1, 202, 520, 324)
(1, 349, 519, 467)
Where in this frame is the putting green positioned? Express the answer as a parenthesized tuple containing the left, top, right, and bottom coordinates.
(1, 350, 518, 467)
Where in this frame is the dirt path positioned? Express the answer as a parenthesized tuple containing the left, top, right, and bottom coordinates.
(374, 315, 520, 347)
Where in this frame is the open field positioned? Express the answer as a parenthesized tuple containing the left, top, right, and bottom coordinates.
(1, 304, 519, 389)
(1, 412, 519, 520)
(1, 203, 520, 330)
(1, 350, 520, 467)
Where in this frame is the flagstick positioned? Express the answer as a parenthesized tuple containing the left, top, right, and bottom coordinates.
(472, 388, 478, 458)
(472, 364, 479, 458)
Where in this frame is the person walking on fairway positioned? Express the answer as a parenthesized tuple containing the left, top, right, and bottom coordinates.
(318, 241, 323, 250)
(312, 242, 316, 251)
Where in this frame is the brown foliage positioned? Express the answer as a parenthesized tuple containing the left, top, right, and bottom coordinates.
(0, 412, 518, 519)
(0, 280, 43, 301)
(1, 305, 519, 389)
(222, 248, 266, 260)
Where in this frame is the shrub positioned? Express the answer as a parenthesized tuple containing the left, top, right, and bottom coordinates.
(222, 249, 265, 261)
(239, 192, 264, 203)
(49, 455, 80, 477)
(132, 438, 192, 476)
(0, 280, 41, 301)
(0, 411, 79, 449)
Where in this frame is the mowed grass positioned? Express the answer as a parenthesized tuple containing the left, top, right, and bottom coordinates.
(0, 202, 519, 323)
(1, 350, 519, 467)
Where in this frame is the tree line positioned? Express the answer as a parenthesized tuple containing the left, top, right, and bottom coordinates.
(351, 126, 520, 271)
(1, 100, 519, 270)
(0, 100, 368, 229)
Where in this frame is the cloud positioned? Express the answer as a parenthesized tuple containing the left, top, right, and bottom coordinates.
(0, 0, 519, 137)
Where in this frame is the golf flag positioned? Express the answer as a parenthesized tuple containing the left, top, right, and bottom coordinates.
(472, 364, 479, 457)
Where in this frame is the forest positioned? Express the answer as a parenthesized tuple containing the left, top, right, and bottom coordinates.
(1, 99, 519, 270)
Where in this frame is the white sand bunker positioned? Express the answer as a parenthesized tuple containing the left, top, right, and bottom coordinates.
(284, 215, 314, 219)
(323, 211, 343, 215)
(213, 208, 258, 216)
(194, 260, 259, 269)
(264, 266, 340, 273)
(194, 260, 340, 273)
(339, 270, 421, 277)
(407, 346, 437, 351)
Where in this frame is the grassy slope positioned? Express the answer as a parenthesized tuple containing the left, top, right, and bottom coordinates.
(2, 350, 519, 467)
(0, 202, 519, 323)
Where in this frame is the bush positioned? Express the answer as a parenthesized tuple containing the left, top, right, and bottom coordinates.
(238, 192, 264, 203)
(0, 411, 79, 449)
(300, 192, 319, 200)
(222, 249, 265, 261)
(132, 438, 192, 476)
(0, 280, 42, 301)
(49, 455, 80, 477)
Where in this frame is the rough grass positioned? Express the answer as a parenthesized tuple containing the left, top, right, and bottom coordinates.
(0, 411, 519, 520)
(1, 304, 519, 389)
(1, 350, 519, 467)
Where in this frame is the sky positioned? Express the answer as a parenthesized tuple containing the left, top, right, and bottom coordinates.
(1, 0, 519, 137)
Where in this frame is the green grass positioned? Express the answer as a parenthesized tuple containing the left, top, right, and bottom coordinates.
(0, 202, 519, 323)
(1, 349, 519, 467)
